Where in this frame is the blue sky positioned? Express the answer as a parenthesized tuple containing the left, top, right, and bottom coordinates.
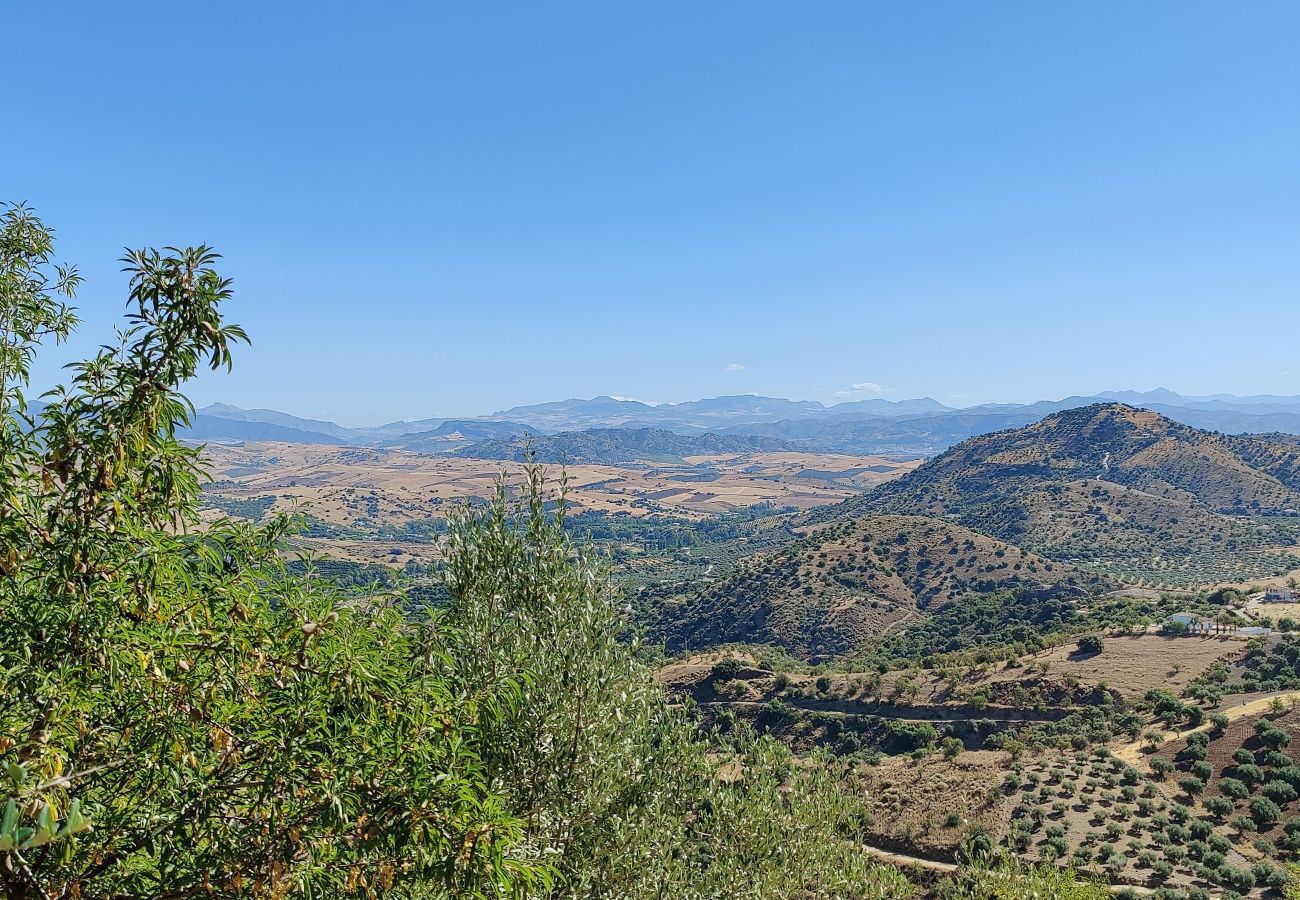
(8, 2, 1300, 425)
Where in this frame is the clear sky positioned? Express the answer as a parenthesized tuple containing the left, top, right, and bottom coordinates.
(8, 2, 1300, 425)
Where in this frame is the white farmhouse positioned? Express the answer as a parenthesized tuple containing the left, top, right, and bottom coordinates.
(1265, 585, 1294, 603)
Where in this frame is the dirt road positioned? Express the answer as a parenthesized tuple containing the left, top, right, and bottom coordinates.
(1114, 689, 1300, 765)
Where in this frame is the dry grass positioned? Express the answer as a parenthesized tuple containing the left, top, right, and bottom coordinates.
(850, 751, 1011, 856)
(982, 634, 1241, 698)
(200, 442, 917, 523)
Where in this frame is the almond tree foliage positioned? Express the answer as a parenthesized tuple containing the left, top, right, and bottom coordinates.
(0, 211, 536, 899)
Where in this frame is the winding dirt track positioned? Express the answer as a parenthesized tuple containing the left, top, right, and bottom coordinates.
(1114, 689, 1300, 765)
(857, 843, 1155, 896)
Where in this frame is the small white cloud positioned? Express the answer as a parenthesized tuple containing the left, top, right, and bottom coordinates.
(724, 363, 745, 372)
(1281, 370, 1293, 377)
(833, 381, 886, 399)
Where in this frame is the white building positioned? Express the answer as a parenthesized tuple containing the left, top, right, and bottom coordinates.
(1265, 585, 1293, 603)
(1165, 612, 1210, 633)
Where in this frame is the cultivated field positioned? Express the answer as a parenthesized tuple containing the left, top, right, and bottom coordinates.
(198, 441, 919, 564)
(983, 634, 1243, 698)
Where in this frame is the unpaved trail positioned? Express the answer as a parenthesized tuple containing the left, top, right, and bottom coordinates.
(1114, 689, 1300, 765)
(858, 843, 1154, 895)
(859, 843, 954, 873)
(694, 699, 1064, 724)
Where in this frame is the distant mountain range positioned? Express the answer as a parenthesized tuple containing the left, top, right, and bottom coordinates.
(451, 427, 795, 464)
(183, 389, 1300, 459)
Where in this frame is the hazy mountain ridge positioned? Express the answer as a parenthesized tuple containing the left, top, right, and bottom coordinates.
(451, 426, 798, 464)
(189, 390, 1300, 455)
(185, 414, 350, 445)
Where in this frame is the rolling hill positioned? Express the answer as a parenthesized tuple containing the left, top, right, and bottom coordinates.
(387, 420, 539, 452)
(833, 403, 1300, 559)
(646, 514, 1098, 660)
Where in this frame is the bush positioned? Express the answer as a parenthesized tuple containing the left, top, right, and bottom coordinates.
(0, 239, 540, 897)
(1260, 725, 1291, 750)
(1251, 860, 1287, 890)
(1220, 777, 1249, 799)
(1203, 796, 1233, 817)
(1231, 815, 1258, 834)
(1249, 795, 1282, 826)
(710, 657, 744, 682)
(1235, 763, 1265, 785)
(1264, 750, 1292, 769)
(1219, 866, 1255, 892)
(1076, 634, 1104, 655)
(1263, 779, 1298, 803)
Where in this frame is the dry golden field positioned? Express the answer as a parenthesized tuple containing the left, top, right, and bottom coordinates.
(198, 442, 919, 565)
(979, 633, 1242, 697)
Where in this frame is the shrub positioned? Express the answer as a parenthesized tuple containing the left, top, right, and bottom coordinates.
(1219, 866, 1255, 892)
(1262, 779, 1298, 803)
(1251, 860, 1287, 890)
(0, 239, 540, 897)
(711, 657, 744, 682)
(1149, 757, 1174, 778)
(1260, 725, 1291, 750)
(1264, 750, 1292, 769)
(1235, 763, 1265, 785)
(1220, 777, 1249, 799)
(1076, 634, 1104, 655)
(1203, 796, 1233, 817)
(1249, 795, 1282, 826)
